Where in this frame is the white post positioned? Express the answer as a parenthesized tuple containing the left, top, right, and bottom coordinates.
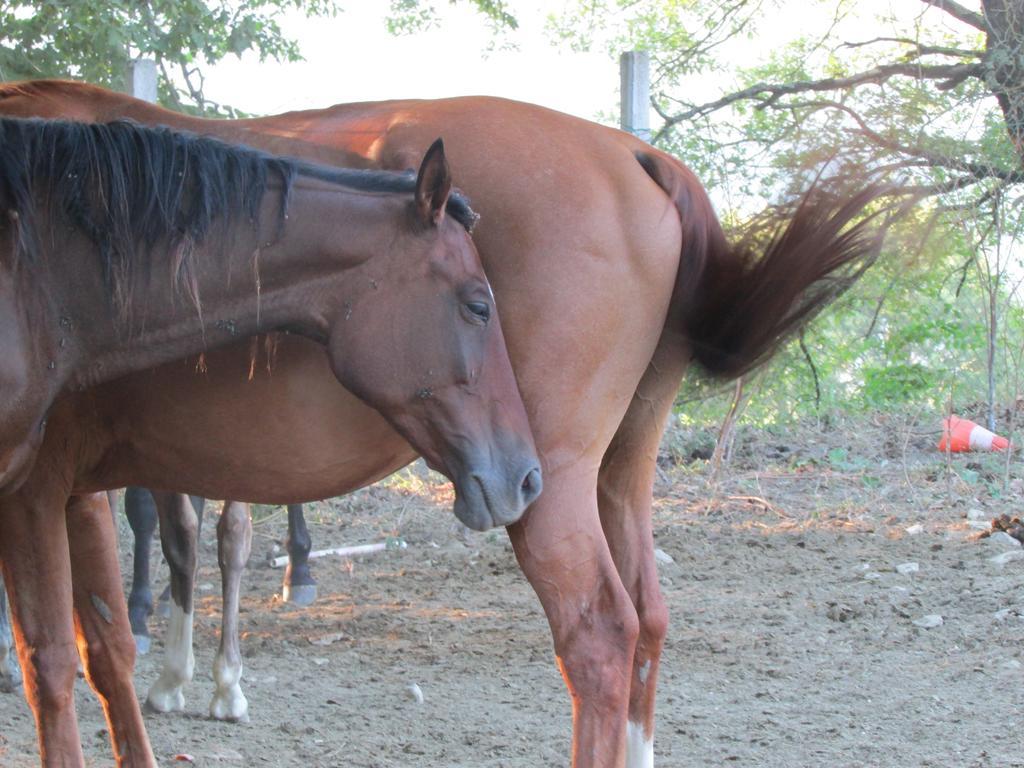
(620, 50, 651, 143)
(126, 58, 158, 104)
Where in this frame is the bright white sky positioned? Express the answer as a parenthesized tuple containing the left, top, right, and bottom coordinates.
(199, 0, 970, 136)
(204, 1, 618, 122)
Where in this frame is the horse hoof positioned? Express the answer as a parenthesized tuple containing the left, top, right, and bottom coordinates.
(135, 634, 151, 655)
(282, 583, 317, 606)
(209, 691, 250, 723)
(145, 687, 185, 714)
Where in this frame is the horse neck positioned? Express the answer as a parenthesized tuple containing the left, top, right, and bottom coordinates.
(63, 177, 400, 390)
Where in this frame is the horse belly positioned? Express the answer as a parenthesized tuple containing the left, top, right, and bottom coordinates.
(81, 337, 417, 503)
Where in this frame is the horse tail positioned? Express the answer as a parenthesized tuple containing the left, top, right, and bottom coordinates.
(635, 149, 882, 380)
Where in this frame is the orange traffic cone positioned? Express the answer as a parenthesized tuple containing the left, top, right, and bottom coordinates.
(938, 416, 1010, 452)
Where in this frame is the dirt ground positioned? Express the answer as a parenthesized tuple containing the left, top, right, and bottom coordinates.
(2, 414, 1024, 767)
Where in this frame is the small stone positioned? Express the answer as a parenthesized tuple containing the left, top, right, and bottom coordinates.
(1005, 659, 1022, 670)
(967, 508, 987, 521)
(198, 582, 215, 592)
(993, 608, 1015, 622)
(968, 520, 991, 530)
(863, 571, 883, 581)
(990, 550, 1024, 566)
(905, 524, 924, 535)
(895, 562, 919, 575)
(654, 549, 674, 565)
(987, 531, 1022, 548)
(912, 614, 943, 629)
(406, 682, 424, 704)
(312, 657, 329, 667)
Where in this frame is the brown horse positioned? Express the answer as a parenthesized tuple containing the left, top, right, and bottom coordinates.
(0, 81, 882, 767)
(0, 114, 540, 766)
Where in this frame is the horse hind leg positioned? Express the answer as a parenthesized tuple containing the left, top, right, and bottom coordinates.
(0, 573, 23, 692)
(210, 500, 252, 722)
(507, 461, 640, 768)
(145, 492, 200, 714)
(66, 492, 156, 766)
(597, 333, 688, 768)
(282, 503, 317, 605)
(155, 494, 205, 619)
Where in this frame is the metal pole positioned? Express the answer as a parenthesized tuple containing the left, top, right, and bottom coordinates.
(620, 50, 651, 143)
(126, 58, 158, 103)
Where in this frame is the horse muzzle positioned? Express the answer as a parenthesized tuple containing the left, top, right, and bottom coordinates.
(452, 456, 543, 531)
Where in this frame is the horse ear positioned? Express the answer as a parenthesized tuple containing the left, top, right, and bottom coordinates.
(414, 138, 452, 227)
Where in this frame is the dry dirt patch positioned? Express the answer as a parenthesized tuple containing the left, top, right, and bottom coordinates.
(1, 417, 1022, 767)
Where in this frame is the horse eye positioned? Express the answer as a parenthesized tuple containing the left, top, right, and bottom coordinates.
(465, 301, 491, 323)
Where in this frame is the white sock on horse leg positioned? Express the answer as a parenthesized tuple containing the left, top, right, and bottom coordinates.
(626, 721, 654, 768)
(145, 604, 194, 713)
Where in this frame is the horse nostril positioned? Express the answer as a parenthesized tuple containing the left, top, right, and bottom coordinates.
(520, 467, 542, 504)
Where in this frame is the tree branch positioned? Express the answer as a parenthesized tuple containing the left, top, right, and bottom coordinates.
(659, 60, 983, 130)
(798, 331, 821, 411)
(756, 97, 1024, 185)
(840, 36, 981, 59)
(919, 0, 987, 30)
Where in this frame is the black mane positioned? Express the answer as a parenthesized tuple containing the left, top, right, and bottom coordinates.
(296, 161, 478, 232)
(0, 116, 478, 318)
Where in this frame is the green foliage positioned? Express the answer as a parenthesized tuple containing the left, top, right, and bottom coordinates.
(861, 363, 934, 408)
(386, 0, 517, 35)
(0, 1, 340, 115)
(0, 0, 514, 115)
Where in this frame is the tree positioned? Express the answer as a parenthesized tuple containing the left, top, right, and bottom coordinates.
(550, 0, 1024, 426)
(550, 0, 1021, 206)
(0, 0, 517, 116)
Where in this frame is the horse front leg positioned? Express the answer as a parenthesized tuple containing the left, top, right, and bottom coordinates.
(283, 503, 316, 605)
(0, 573, 22, 692)
(145, 492, 199, 714)
(597, 336, 688, 768)
(209, 501, 252, 722)
(507, 464, 639, 768)
(66, 492, 156, 766)
(0, 486, 84, 766)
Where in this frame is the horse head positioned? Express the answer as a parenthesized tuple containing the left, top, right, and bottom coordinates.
(323, 140, 542, 530)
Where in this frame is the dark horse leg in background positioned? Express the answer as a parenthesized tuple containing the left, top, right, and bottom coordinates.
(124, 487, 205, 653)
(282, 503, 316, 605)
(0, 574, 21, 692)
